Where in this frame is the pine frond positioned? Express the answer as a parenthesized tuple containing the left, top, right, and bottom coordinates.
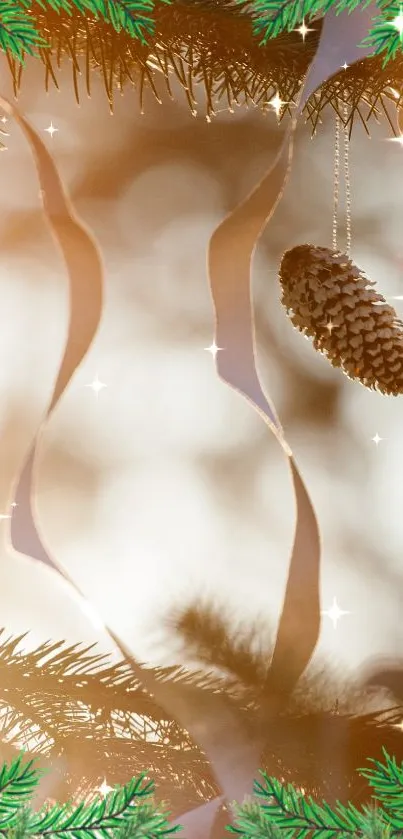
(359, 749, 403, 826)
(0, 631, 218, 811)
(167, 601, 270, 688)
(0, 1, 47, 61)
(0, 1, 399, 134)
(6, 806, 35, 839)
(250, 771, 377, 837)
(229, 798, 291, 837)
(0, 755, 41, 827)
(114, 800, 181, 837)
(29, 775, 157, 837)
(29, 0, 165, 45)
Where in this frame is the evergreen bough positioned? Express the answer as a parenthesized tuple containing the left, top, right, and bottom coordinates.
(0, 753, 180, 838)
(1, 0, 403, 67)
(228, 748, 403, 838)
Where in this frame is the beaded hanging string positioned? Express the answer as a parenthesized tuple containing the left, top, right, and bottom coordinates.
(279, 93, 403, 396)
(332, 100, 351, 256)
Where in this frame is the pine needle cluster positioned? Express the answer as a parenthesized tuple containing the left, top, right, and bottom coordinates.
(0, 1, 402, 131)
(0, 0, 403, 66)
(0, 752, 180, 839)
(229, 749, 403, 838)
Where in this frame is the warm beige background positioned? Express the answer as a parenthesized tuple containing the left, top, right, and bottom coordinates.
(0, 54, 402, 685)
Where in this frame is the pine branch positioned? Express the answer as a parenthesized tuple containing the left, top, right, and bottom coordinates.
(0, 0, 401, 69)
(359, 749, 403, 828)
(28, 775, 157, 837)
(0, 1, 47, 60)
(234, 771, 387, 838)
(362, 1, 403, 66)
(6, 807, 34, 839)
(239, 0, 375, 43)
(28, 0, 172, 44)
(114, 801, 181, 837)
(235, 0, 330, 41)
(228, 799, 294, 837)
(0, 755, 180, 839)
(0, 756, 41, 829)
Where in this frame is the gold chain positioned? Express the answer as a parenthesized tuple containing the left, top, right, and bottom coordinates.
(333, 100, 351, 255)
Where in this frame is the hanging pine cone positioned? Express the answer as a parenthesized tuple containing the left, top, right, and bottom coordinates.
(279, 244, 403, 396)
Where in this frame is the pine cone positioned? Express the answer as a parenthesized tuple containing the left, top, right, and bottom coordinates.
(279, 244, 403, 396)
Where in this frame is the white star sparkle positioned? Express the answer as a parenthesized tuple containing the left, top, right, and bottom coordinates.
(392, 7, 403, 36)
(341, 62, 349, 70)
(204, 341, 223, 360)
(86, 374, 107, 398)
(44, 122, 58, 138)
(295, 19, 314, 41)
(321, 596, 351, 629)
(97, 779, 113, 797)
(372, 433, 384, 446)
(326, 320, 335, 334)
(269, 92, 288, 117)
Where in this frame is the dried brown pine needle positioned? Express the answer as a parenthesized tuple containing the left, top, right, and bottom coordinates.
(4, 0, 403, 133)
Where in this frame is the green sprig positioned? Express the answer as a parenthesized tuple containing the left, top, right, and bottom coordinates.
(0, 756, 180, 839)
(0, 1, 47, 60)
(0, 0, 403, 66)
(0, 755, 42, 828)
(227, 749, 403, 839)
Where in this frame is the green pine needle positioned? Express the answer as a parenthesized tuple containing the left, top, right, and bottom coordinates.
(27, 774, 165, 838)
(228, 799, 294, 837)
(228, 769, 397, 838)
(27, 0, 173, 45)
(237, 0, 377, 44)
(0, 0, 402, 66)
(114, 801, 181, 837)
(6, 807, 34, 839)
(359, 748, 403, 829)
(0, 755, 180, 839)
(0, 1, 47, 60)
(0, 755, 42, 829)
(2, 748, 403, 839)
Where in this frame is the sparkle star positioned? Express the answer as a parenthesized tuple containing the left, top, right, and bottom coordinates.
(326, 320, 335, 334)
(204, 341, 223, 360)
(392, 7, 403, 36)
(321, 596, 350, 629)
(44, 122, 58, 138)
(341, 62, 349, 70)
(295, 19, 314, 41)
(269, 92, 287, 117)
(372, 433, 384, 446)
(97, 779, 113, 797)
(86, 374, 107, 398)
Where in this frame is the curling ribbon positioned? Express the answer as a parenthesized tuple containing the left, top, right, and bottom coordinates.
(0, 96, 265, 827)
(0, 12, 377, 834)
(207, 3, 377, 701)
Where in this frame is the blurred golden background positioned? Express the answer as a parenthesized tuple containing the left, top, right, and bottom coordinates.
(0, 53, 402, 690)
